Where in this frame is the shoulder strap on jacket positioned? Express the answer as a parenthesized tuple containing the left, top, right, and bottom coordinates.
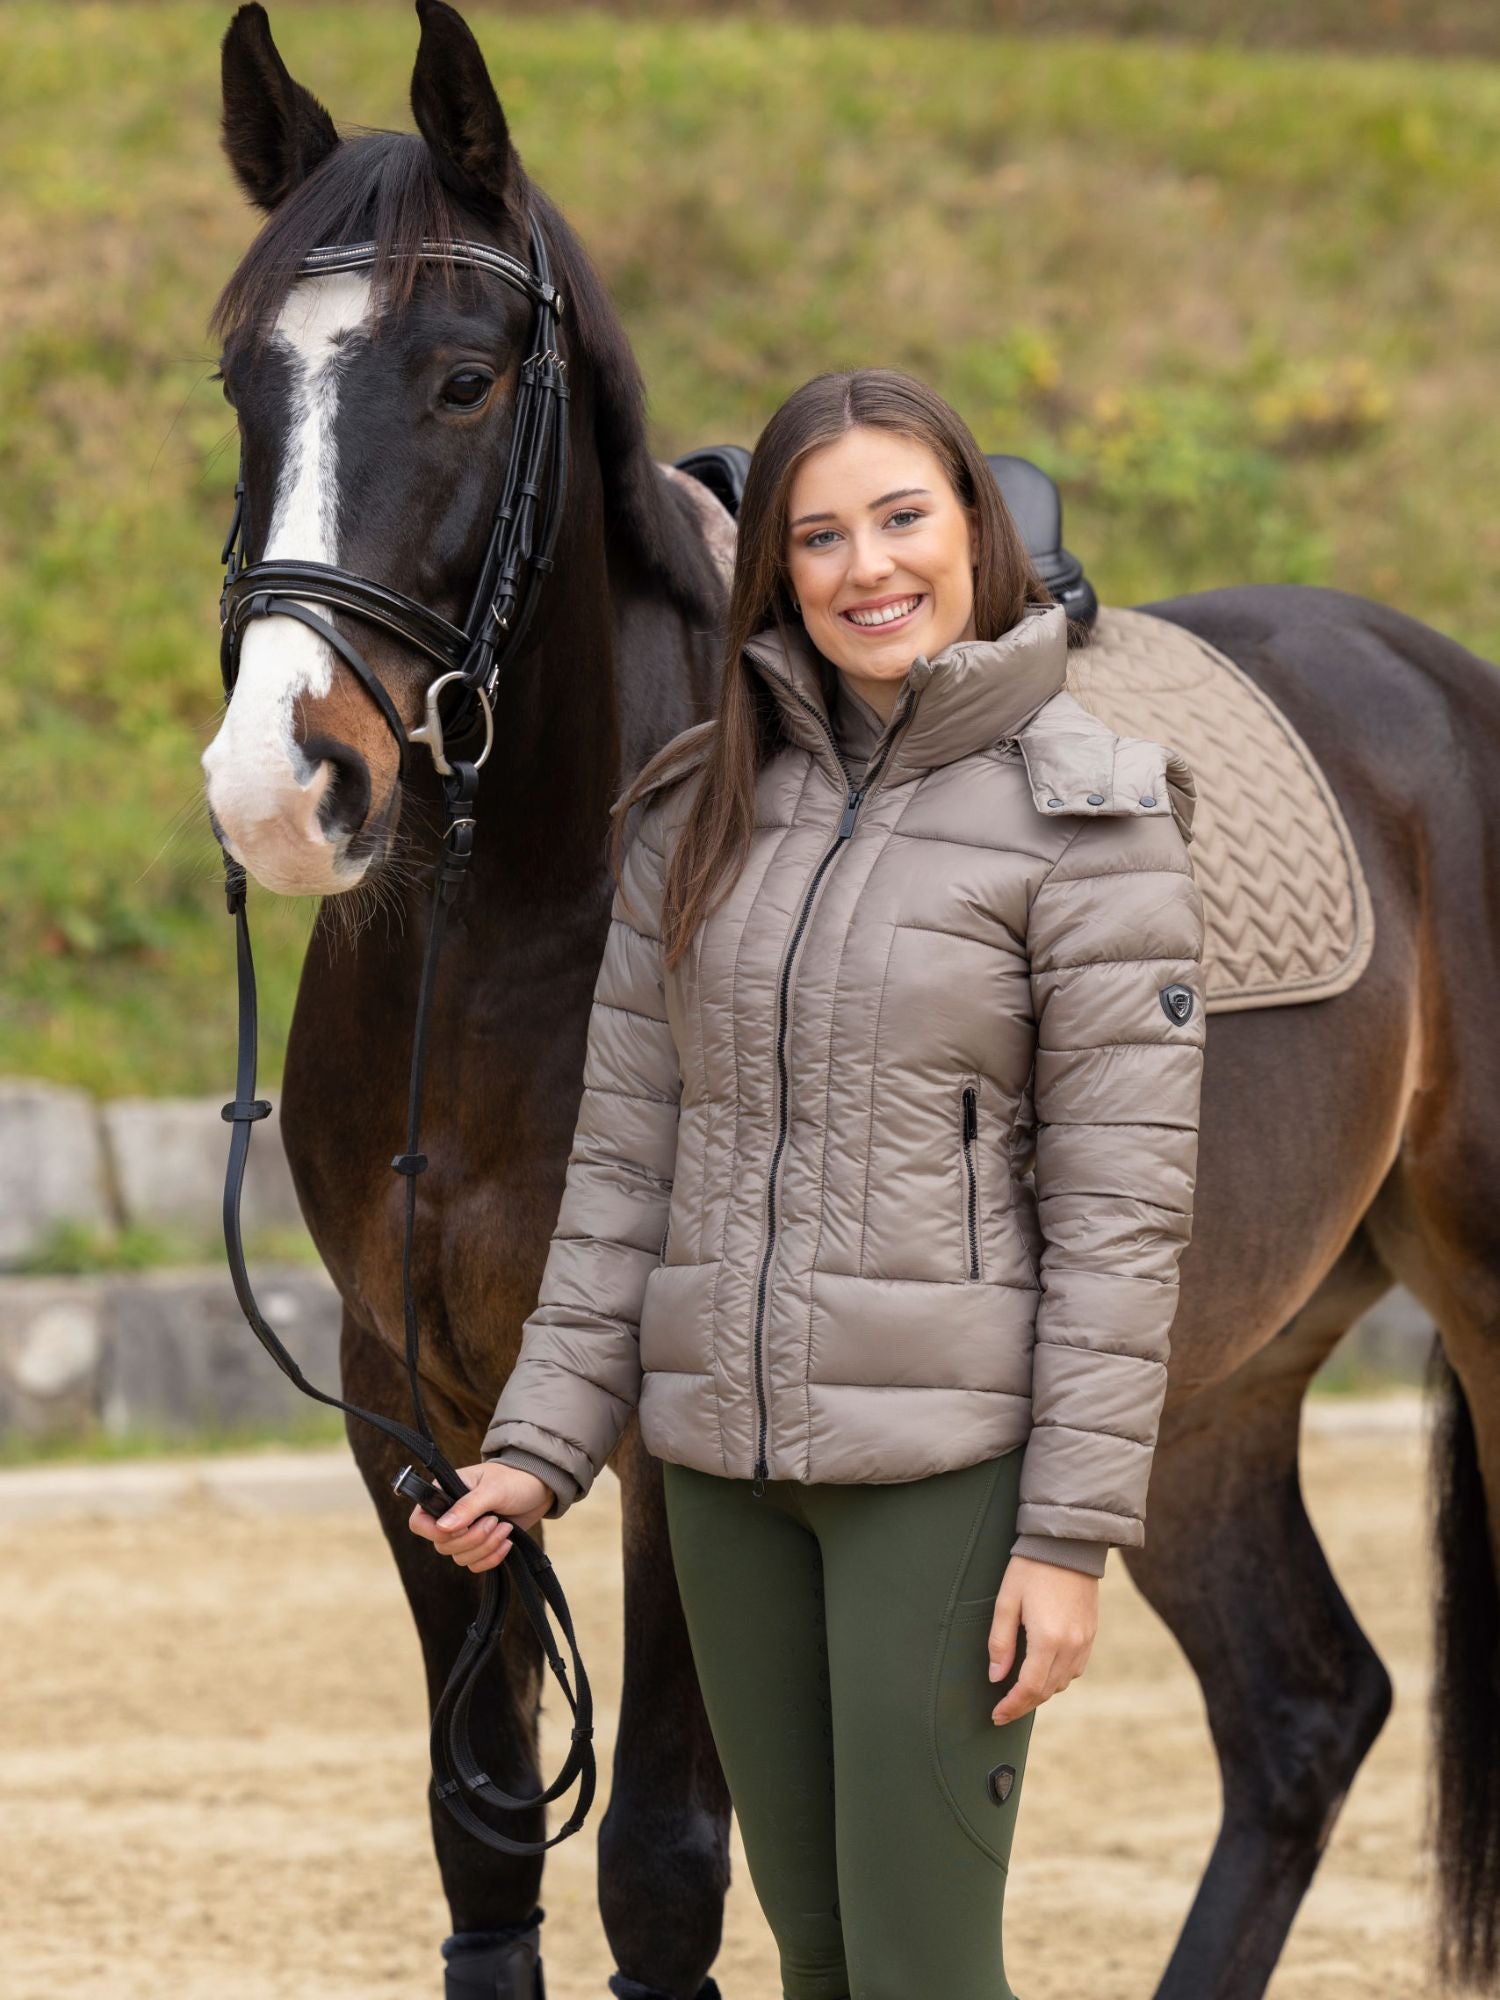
(1013, 688, 1197, 844)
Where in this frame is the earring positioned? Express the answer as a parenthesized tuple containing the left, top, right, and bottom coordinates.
(791, 597, 801, 613)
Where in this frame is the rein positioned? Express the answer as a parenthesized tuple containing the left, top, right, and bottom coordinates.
(214, 211, 596, 1854)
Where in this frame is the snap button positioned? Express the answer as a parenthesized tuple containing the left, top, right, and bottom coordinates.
(1046, 797, 1063, 808)
(1140, 794, 1157, 807)
(1086, 792, 1105, 806)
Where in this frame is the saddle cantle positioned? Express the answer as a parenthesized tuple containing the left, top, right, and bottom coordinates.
(662, 452, 1374, 1016)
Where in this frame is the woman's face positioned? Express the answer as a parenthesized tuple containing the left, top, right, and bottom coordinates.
(784, 426, 979, 704)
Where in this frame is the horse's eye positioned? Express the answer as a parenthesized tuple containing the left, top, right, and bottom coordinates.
(441, 369, 494, 410)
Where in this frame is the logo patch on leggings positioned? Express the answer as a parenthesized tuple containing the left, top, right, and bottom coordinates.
(987, 1763, 1016, 1805)
(1159, 982, 1195, 1025)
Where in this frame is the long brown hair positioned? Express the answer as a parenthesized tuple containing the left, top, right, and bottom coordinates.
(613, 368, 1057, 968)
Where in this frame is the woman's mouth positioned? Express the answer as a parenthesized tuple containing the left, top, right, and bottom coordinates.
(837, 593, 927, 634)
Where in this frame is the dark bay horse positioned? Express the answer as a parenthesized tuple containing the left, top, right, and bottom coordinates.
(201, 6, 1500, 1997)
(205, 7, 729, 1997)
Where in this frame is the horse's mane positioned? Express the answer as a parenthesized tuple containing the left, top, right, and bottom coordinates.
(210, 130, 722, 623)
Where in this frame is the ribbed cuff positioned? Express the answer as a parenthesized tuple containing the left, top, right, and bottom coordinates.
(1009, 1532, 1109, 1579)
(485, 1446, 581, 1520)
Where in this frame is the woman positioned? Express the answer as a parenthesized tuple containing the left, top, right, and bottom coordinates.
(410, 368, 1207, 1999)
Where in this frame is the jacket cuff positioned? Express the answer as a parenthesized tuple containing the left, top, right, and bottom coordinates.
(1010, 1532, 1109, 1579)
(484, 1446, 582, 1521)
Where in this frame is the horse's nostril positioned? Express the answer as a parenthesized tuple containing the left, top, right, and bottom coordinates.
(301, 732, 371, 840)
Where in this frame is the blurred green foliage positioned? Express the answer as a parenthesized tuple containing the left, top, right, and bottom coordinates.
(0, 1406, 349, 1467)
(119, 0, 1500, 63)
(14, 1215, 322, 1275)
(3, 6, 1498, 1093)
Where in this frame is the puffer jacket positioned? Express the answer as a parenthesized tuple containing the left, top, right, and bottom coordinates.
(483, 601, 1207, 1576)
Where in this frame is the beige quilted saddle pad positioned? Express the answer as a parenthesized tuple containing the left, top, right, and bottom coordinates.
(658, 465, 1372, 1016)
(1067, 605, 1374, 1014)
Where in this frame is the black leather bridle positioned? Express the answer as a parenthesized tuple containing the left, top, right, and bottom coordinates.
(214, 210, 596, 1855)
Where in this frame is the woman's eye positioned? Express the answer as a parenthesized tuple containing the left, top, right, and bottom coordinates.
(441, 369, 495, 410)
(803, 507, 924, 551)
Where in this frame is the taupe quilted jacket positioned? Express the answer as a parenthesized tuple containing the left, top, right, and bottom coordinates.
(484, 602, 1206, 1576)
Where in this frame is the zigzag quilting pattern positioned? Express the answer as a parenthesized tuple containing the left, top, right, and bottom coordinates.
(1066, 606, 1374, 1015)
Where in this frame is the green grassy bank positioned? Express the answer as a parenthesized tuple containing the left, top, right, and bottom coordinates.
(3, 6, 1497, 1092)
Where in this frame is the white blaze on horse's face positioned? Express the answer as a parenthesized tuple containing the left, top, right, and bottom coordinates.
(202, 271, 376, 896)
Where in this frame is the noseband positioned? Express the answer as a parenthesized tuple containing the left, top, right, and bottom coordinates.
(219, 212, 570, 778)
(214, 210, 595, 1856)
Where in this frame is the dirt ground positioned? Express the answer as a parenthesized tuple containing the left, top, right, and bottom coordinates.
(2, 1416, 1442, 2000)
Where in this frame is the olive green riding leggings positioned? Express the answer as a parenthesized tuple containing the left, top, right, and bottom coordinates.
(661, 1444, 1036, 2000)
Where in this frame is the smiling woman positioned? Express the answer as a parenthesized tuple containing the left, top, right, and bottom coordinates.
(614, 367, 1057, 969)
(786, 426, 982, 719)
(467, 365, 1208, 1999)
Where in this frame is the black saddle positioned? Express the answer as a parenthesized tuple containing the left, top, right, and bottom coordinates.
(673, 443, 1098, 629)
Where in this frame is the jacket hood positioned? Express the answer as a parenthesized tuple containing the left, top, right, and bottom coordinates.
(742, 601, 1196, 841)
(742, 600, 1068, 788)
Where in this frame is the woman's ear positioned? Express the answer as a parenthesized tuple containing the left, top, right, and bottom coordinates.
(220, 3, 339, 212)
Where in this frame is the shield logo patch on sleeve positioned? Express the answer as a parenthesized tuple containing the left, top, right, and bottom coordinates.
(1159, 983, 1195, 1025)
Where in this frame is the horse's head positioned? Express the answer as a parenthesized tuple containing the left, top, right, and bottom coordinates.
(202, 0, 562, 896)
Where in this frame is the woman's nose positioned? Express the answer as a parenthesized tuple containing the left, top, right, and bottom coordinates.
(847, 536, 894, 583)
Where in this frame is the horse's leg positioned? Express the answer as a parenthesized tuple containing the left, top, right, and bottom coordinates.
(341, 1312, 550, 2000)
(1127, 1235, 1397, 2000)
(597, 1421, 732, 2000)
(1367, 1135, 1500, 1989)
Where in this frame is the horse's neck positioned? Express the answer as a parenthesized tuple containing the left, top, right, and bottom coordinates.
(280, 511, 720, 1326)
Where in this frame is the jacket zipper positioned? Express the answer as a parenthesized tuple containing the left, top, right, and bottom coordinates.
(748, 672, 917, 1495)
(961, 1084, 980, 1280)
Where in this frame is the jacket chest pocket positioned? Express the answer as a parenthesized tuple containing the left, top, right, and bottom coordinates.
(959, 1080, 983, 1281)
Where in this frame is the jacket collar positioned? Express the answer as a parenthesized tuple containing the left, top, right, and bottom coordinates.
(743, 601, 1069, 790)
(741, 600, 1196, 839)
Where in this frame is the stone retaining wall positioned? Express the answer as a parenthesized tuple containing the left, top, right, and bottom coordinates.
(0, 1076, 1444, 1449)
(0, 1266, 342, 1445)
(0, 1076, 303, 1266)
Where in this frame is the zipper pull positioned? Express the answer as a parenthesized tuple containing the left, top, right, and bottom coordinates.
(837, 787, 865, 840)
(962, 1086, 978, 1142)
(752, 1459, 768, 1497)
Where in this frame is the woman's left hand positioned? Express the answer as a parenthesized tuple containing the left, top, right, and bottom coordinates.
(986, 1555, 1099, 1724)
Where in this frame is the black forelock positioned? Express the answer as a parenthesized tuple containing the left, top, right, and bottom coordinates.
(211, 130, 461, 343)
(210, 130, 723, 624)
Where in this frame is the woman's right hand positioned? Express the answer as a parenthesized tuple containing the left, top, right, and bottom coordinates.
(406, 1462, 555, 1571)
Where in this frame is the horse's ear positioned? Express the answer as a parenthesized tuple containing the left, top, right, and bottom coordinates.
(221, 4, 339, 212)
(410, 0, 517, 219)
